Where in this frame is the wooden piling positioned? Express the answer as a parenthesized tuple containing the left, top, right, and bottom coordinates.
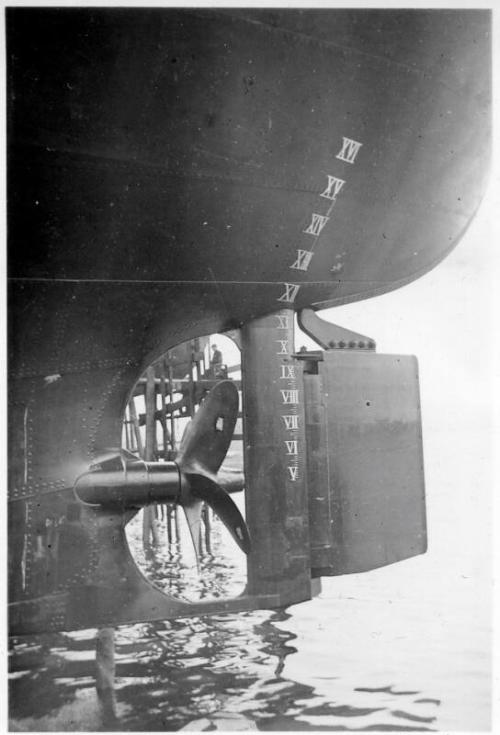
(95, 627, 117, 724)
(142, 366, 159, 546)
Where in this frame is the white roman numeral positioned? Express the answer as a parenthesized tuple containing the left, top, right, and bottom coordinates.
(290, 249, 314, 272)
(287, 466, 298, 481)
(281, 414, 299, 431)
(304, 213, 329, 237)
(277, 282, 300, 303)
(280, 364, 296, 380)
(276, 339, 289, 355)
(321, 175, 346, 201)
(276, 314, 290, 329)
(285, 440, 298, 455)
(336, 137, 363, 164)
(280, 389, 299, 405)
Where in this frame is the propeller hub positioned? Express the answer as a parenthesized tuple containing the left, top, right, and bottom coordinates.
(74, 381, 251, 556)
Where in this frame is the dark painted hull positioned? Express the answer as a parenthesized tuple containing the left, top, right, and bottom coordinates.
(9, 7, 491, 411)
(9, 10, 490, 295)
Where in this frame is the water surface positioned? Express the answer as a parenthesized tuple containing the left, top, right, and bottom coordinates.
(9, 453, 491, 733)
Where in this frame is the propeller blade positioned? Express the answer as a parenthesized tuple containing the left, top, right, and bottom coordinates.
(177, 380, 239, 476)
(187, 473, 251, 555)
(181, 499, 203, 566)
(217, 469, 245, 495)
(176, 380, 247, 561)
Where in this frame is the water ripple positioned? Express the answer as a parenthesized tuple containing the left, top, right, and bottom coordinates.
(9, 504, 490, 731)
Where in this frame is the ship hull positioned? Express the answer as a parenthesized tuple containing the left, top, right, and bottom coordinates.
(7, 10, 490, 623)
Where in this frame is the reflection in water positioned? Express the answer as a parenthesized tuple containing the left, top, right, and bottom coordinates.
(9, 612, 314, 732)
(9, 606, 442, 732)
(9, 493, 489, 731)
(126, 500, 247, 603)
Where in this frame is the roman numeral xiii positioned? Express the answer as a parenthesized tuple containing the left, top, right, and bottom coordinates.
(290, 249, 314, 272)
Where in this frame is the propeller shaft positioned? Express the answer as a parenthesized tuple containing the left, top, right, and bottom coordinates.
(75, 460, 182, 508)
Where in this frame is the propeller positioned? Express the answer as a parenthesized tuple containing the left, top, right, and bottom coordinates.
(184, 473, 251, 555)
(176, 380, 250, 558)
(177, 380, 250, 560)
(75, 380, 251, 561)
(177, 380, 239, 476)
